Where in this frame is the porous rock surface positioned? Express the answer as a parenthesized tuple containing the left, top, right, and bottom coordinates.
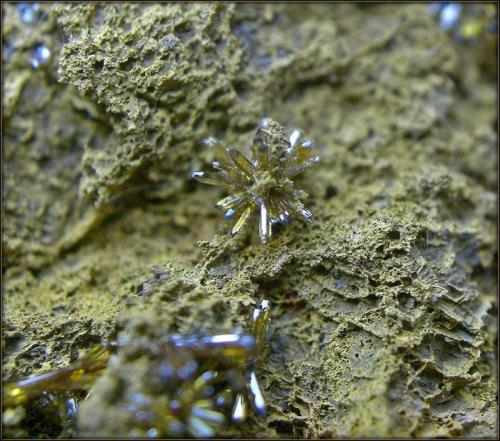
(2, 3, 496, 438)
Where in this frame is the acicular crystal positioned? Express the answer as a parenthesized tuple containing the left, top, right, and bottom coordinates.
(193, 118, 320, 243)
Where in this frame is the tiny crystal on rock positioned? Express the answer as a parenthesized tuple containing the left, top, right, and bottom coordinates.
(193, 118, 319, 243)
(30, 43, 51, 69)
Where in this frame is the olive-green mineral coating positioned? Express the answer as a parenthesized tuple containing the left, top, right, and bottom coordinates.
(2, 2, 497, 439)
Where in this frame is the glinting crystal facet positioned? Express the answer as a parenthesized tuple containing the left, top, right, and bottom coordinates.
(193, 118, 319, 243)
(3, 300, 272, 439)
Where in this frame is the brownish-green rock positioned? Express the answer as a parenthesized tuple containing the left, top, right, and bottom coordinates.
(2, 3, 496, 438)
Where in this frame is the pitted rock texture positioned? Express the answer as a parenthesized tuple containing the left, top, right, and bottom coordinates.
(80, 185, 496, 437)
(2, 3, 113, 271)
(56, 3, 247, 206)
(2, 2, 496, 439)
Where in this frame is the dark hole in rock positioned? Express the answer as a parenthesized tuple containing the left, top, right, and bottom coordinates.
(94, 60, 104, 74)
(396, 292, 413, 307)
(211, 301, 229, 321)
(178, 306, 191, 318)
(388, 230, 400, 240)
(233, 80, 249, 95)
(324, 185, 338, 200)
(52, 305, 67, 316)
(120, 59, 135, 72)
(269, 419, 295, 435)
(314, 265, 330, 276)
(74, 333, 103, 349)
(392, 249, 407, 258)
(23, 393, 74, 438)
(192, 114, 203, 131)
(174, 22, 195, 41)
(155, 135, 165, 148)
(20, 345, 47, 369)
(386, 279, 402, 287)
(401, 319, 413, 331)
(141, 52, 155, 68)
(3, 333, 25, 354)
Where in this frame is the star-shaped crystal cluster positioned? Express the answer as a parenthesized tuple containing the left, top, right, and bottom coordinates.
(193, 118, 319, 243)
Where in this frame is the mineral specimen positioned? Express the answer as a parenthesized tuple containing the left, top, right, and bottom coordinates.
(78, 299, 272, 438)
(3, 345, 110, 408)
(3, 300, 271, 439)
(3, 2, 496, 439)
(193, 118, 319, 243)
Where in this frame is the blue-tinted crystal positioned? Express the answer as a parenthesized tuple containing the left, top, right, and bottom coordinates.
(17, 3, 40, 24)
(30, 43, 51, 69)
(147, 428, 158, 438)
(158, 362, 174, 381)
(240, 335, 256, 348)
(66, 398, 77, 417)
(177, 360, 198, 379)
(440, 4, 461, 30)
(169, 400, 182, 411)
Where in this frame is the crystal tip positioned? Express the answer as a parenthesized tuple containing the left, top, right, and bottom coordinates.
(259, 117, 270, 128)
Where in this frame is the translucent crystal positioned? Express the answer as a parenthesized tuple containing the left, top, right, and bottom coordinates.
(440, 4, 462, 30)
(259, 117, 270, 128)
(289, 129, 302, 150)
(147, 428, 158, 438)
(258, 201, 272, 243)
(249, 372, 265, 417)
(230, 206, 252, 237)
(188, 415, 215, 438)
(17, 3, 40, 24)
(216, 195, 242, 208)
(30, 43, 50, 69)
(3, 302, 272, 438)
(231, 394, 247, 423)
(227, 148, 256, 179)
(191, 406, 225, 424)
(194, 118, 319, 242)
